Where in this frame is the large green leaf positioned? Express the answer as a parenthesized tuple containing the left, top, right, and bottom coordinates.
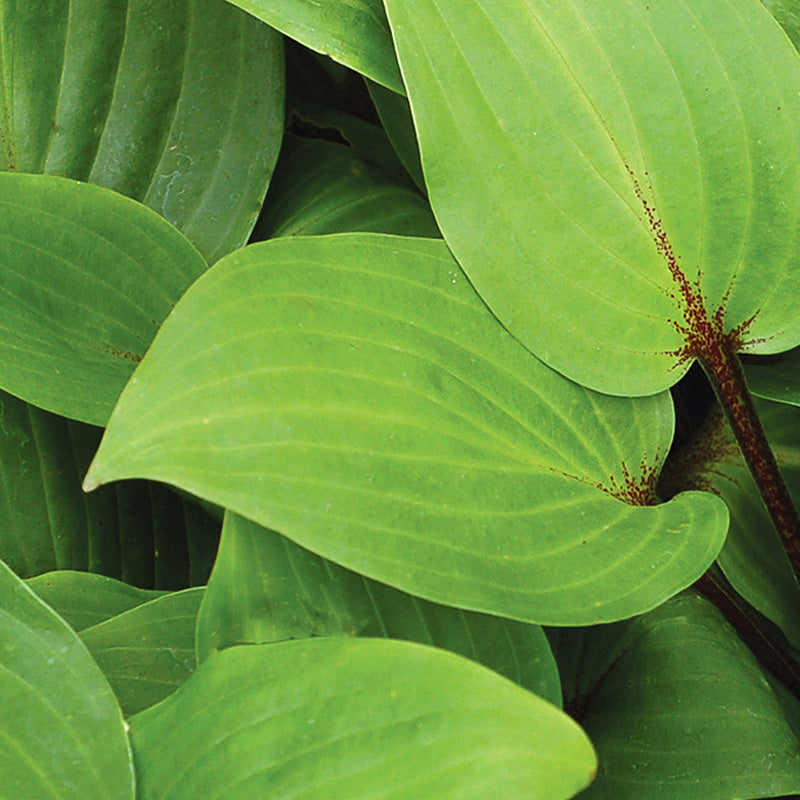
(196, 512, 561, 705)
(384, 0, 800, 395)
(746, 347, 800, 407)
(661, 399, 800, 649)
(81, 588, 204, 716)
(86, 233, 727, 625)
(0, 559, 134, 800)
(220, 0, 403, 93)
(131, 637, 595, 799)
(0, 388, 220, 587)
(27, 570, 164, 632)
(0, 173, 206, 425)
(253, 134, 439, 239)
(549, 592, 800, 799)
(1, 0, 284, 264)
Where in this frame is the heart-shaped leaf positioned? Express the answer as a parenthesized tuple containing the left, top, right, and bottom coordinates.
(80, 588, 204, 716)
(196, 512, 562, 706)
(1, 0, 284, 264)
(130, 637, 596, 799)
(384, 0, 800, 395)
(27, 570, 165, 632)
(220, 0, 403, 93)
(85, 233, 727, 625)
(0, 559, 134, 799)
(549, 591, 800, 799)
(0, 173, 206, 425)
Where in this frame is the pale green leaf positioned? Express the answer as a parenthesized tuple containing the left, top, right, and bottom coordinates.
(86, 233, 727, 625)
(0, 559, 134, 800)
(131, 638, 595, 799)
(384, 0, 800, 395)
(221, 0, 403, 93)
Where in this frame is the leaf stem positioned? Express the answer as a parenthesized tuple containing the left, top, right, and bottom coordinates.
(698, 340, 800, 585)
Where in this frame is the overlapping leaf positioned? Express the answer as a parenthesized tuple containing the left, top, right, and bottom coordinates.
(220, 0, 403, 93)
(254, 134, 438, 239)
(0, 388, 220, 587)
(0, 173, 206, 424)
(86, 233, 727, 625)
(384, 0, 800, 395)
(130, 637, 595, 799)
(661, 399, 800, 649)
(549, 592, 800, 799)
(0, 0, 284, 263)
(27, 570, 164, 632)
(81, 588, 204, 716)
(196, 512, 561, 705)
(0, 559, 134, 799)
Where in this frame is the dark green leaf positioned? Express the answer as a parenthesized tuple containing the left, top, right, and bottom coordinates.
(550, 592, 800, 799)
(1, 0, 284, 264)
(254, 135, 439, 239)
(131, 638, 595, 799)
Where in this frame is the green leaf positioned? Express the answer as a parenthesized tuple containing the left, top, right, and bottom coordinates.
(220, 0, 403, 93)
(0, 559, 134, 800)
(0, 173, 206, 425)
(85, 233, 727, 625)
(1, 0, 284, 264)
(196, 512, 562, 706)
(80, 588, 204, 716)
(27, 570, 165, 632)
(366, 79, 425, 191)
(253, 134, 439, 239)
(746, 347, 800, 407)
(661, 399, 800, 649)
(0, 388, 220, 587)
(549, 592, 800, 799)
(384, 0, 800, 395)
(131, 637, 595, 799)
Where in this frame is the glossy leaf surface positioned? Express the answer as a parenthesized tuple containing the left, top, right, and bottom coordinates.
(0, 173, 206, 425)
(1, 0, 284, 264)
(254, 135, 438, 239)
(550, 592, 800, 799)
(221, 0, 403, 93)
(131, 637, 595, 799)
(196, 513, 561, 705)
(81, 588, 204, 716)
(86, 234, 727, 625)
(0, 559, 134, 799)
(746, 347, 800, 407)
(384, 0, 800, 395)
(27, 570, 164, 632)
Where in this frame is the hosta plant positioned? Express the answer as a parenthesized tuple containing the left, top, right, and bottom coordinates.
(5, 0, 800, 797)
